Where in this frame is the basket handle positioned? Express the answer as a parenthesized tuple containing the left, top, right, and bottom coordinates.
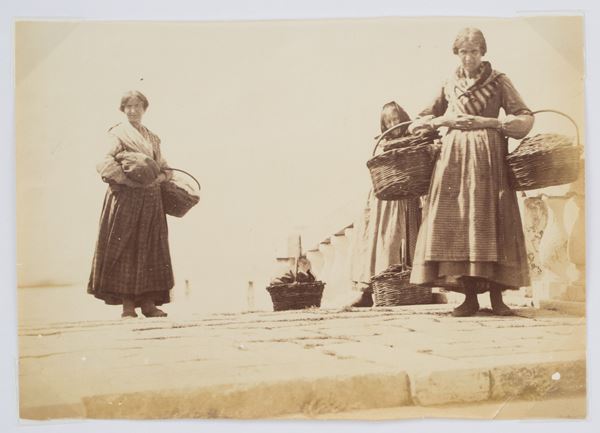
(372, 120, 414, 156)
(531, 109, 580, 147)
(163, 168, 202, 191)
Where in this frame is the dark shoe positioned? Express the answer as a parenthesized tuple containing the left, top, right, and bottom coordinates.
(492, 304, 515, 316)
(141, 299, 168, 317)
(452, 296, 479, 317)
(350, 291, 374, 308)
(490, 289, 514, 316)
(122, 297, 138, 318)
(141, 307, 167, 318)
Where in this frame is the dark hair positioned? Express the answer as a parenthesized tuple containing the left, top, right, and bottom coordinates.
(380, 101, 411, 137)
(119, 90, 149, 112)
(452, 27, 487, 56)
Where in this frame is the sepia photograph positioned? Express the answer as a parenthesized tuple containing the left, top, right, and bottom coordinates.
(10, 8, 591, 428)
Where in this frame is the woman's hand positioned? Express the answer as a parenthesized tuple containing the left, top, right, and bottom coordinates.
(146, 173, 167, 188)
(447, 114, 500, 130)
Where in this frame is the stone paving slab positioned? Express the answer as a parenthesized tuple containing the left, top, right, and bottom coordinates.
(18, 305, 587, 420)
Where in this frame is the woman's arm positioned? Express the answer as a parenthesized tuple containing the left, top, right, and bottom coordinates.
(409, 86, 449, 134)
(498, 113, 534, 139)
(498, 75, 534, 139)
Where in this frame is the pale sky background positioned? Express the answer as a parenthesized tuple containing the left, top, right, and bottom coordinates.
(15, 16, 584, 312)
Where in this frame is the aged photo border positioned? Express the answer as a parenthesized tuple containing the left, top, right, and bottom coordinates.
(2, 0, 599, 432)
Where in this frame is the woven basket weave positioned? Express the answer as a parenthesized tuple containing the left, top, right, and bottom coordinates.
(266, 282, 325, 311)
(371, 264, 432, 307)
(367, 122, 439, 200)
(161, 168, 201, 217)
(507, 110, 582, 191)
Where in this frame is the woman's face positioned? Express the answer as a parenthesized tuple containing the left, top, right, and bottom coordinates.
(383, 110, 402, 130)
(123, 97, 146, 124)
(383, 109, 405, 138)
(457, 40, 483, 75)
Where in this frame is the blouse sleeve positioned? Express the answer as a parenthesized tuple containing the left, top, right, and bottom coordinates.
(96, 133, 129, 185)
(418, 85, 448, 118)
(498, 75, 534, 139)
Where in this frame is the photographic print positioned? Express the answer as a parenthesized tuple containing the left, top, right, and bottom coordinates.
(15, 15, 586, 421)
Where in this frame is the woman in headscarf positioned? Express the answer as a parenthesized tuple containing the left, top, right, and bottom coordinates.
(409, 28, 534, 317)
(349, 101, 422, 307)
(88, 90, 174, 318)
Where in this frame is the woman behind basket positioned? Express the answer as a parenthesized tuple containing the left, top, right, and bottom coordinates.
(349, 102, 422, 307)
(88, 90, 174, 318)
(408, 28, 534, 317)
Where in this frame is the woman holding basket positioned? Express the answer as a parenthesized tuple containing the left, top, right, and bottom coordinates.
(409, 28, 534, 317)
(349, 101, 422, 307)
(88, 90, 174, 318)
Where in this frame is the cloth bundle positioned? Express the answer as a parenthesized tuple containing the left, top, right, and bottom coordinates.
(115, 151, 161, 185)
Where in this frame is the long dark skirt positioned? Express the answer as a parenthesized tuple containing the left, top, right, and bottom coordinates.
(88, 184, 174, 306)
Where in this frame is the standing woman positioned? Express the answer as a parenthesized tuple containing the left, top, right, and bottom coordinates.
(409, 28, 534, 317)
(88, 91, 174, 318)
(349, 102, 422, 307)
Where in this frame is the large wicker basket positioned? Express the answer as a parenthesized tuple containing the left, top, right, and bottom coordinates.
(371, 264, 432, 307)
(266, 282, 325, 311)
(161, 168, 201, 217)
(367, 122, 439, 200)
(507, 110, 582, 191)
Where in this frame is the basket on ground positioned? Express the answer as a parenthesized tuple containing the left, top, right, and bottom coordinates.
(367, 122, 440, 200)
(507, 110, 582, 191)
(371, 264, 432, 307)
(161, 168, 201, 217)
(266, 282, 325, 311)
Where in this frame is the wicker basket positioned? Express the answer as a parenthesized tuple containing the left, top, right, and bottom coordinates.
(372, 265, 432, 307)
(266, 282, 325, 311)
(372, 239, 432, 306)
(161, 168, 201, 217)
(507, 110, 582, 191)
(382, 131, 440, 152)
(367, 122, 439, 200)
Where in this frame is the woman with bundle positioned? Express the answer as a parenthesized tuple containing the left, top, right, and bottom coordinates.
(409, 28, 534, 317)
(88, 90, 174, 318)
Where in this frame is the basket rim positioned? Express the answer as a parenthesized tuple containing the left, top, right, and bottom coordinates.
(267, 281, 324, 286)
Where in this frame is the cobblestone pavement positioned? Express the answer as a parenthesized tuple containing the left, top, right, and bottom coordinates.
(18, 290, 586, 420)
